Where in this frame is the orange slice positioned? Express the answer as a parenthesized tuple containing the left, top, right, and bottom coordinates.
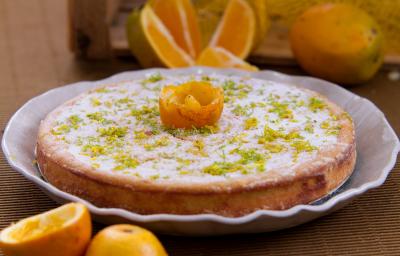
(209, 0, 256, 59)
(126, 5, 194, 68)
(197, 47, 258, 71)
(194, 0, 270, 49)
(151, 0, 202, 59)
(159, 81, 224, 129)
(0, 203, 91, 256)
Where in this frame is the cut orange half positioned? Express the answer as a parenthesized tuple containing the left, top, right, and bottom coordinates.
(126, 5, 194, 68)
(0, 203, 91, 256)
(151, 0, 202, 59)
(209, 0, 256, 59)
(197, 47, 258, 71)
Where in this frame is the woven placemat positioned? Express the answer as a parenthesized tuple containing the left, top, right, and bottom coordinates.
(1, 110, 399, 255)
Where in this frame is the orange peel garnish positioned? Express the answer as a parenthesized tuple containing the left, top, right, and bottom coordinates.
(159, 81, 224, 129)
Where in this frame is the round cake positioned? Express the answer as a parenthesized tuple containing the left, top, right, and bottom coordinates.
(37, 73, 356, 217)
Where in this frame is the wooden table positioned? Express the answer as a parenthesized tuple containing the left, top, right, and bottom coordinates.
(0, 1, 399, 255)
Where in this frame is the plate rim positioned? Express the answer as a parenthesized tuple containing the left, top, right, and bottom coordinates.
(2, 66, 399, 225)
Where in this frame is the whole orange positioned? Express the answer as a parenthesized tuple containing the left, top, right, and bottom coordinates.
(85, 224, 167, 256)
(290, 3, 384, 85)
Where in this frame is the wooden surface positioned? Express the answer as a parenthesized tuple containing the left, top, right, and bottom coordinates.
(0, 1, 400, 255)
(68, 0, 122, 58)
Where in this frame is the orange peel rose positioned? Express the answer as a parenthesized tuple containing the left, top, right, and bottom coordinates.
(159, 81, 224, 129)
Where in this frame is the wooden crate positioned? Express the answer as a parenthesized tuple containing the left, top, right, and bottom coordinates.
(68, 0, 400, 66)
(68, 0, 137, 59)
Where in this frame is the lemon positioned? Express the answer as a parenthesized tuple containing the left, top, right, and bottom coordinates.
(85, 224, 168, 256)
(0, 203, 91, 256)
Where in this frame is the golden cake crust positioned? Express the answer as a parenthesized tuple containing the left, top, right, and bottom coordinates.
(37, 77, 356, 217)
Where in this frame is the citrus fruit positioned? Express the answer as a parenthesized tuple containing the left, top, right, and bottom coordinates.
(290, 3, 384, 85)
(209, 0, 257, 59)
(159, 80, 224, 129)
(0, 203, 91, 256)
(85, 224, 167, 256)
(197, 47, 258, 71)
(194, 0, 269, 49)
(247, 0, 270, 49)
(193, 0, 228, 48)
(126, 5, 194, 68)
(265, 0, 400, 53)
(150, 0, 202, 58)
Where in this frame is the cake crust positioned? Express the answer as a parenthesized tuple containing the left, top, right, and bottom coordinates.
(37, 142, 355, 216)
(37, 75, 356, 217)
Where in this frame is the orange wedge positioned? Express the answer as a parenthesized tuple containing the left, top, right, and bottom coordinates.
(126, 5, 194, 68)
(151, 0, 202, 59)
(194, 0, 270, 50)
(0, 203, 91, 256)
(197, 47, 258, 71)
(209, 0, 256, 59)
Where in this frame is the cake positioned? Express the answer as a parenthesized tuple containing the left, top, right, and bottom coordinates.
(37, 73, 356, 217)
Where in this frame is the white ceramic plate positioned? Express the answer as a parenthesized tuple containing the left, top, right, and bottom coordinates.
(2, 67, 399, 236)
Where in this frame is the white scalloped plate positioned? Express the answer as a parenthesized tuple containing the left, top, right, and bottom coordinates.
(2, 67, 399, 235)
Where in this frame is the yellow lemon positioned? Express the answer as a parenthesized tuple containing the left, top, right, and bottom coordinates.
(85, 224, 168, 256)
(0, 203, 91, 256)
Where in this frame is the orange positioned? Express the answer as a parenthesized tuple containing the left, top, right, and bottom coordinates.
(290, 3, 384, 84)
(194, 0, 270, 49)
(159, 81, 224, 129)
(197, 47, 258, 71)
(126, 5, 194, 68)
(209, 0, 256, 59)
(150, 0, 202, 59)
(0, 203, 91, 256)
(85, 224, 167, 256)
(249, 0, 270, 49)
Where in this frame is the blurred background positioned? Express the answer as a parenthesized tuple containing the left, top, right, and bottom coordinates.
(3, 0, 398, 130)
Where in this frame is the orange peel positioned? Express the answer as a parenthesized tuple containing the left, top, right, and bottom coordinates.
(0, 203, 91, 256)
(159, 81, 224, 129)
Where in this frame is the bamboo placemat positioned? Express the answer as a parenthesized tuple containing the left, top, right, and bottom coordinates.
(0, 137, 399, 255)
(0, 0, 399, 255)
(1, 68, 399, 256)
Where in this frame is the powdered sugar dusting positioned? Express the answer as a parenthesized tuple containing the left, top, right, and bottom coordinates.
(48, 74, 344, 183)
